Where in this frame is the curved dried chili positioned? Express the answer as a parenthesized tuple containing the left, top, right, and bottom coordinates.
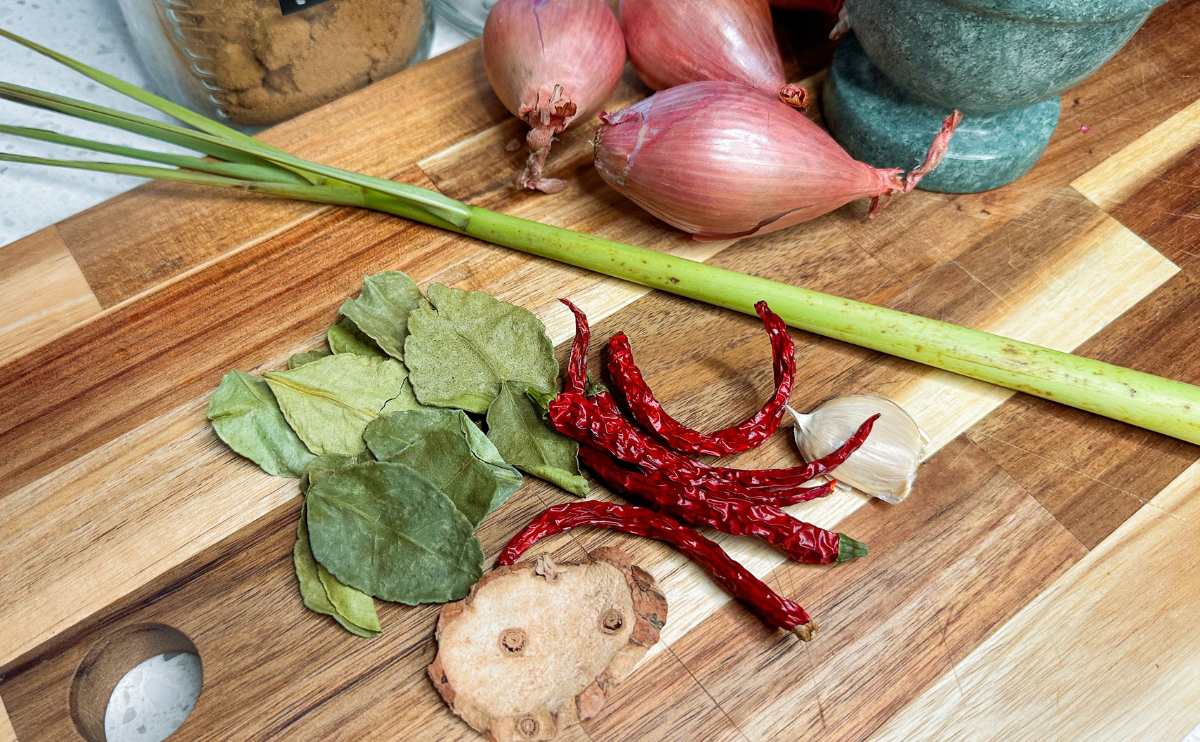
(578, 446, 866, 564)
(495, 500, 819, 639)
(606, 300, 795, 456)
(561, 298, 589, 395)
(553, 298, 877, 496)
(722, 478, 837, 507)
(552, 390, 877, 494)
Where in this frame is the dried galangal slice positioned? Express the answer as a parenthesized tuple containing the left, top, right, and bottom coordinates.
(428, 548, 667, 740)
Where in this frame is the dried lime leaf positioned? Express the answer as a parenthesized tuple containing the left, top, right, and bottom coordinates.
(306, 461, 484, 604)
(364, 409, 522, 527)
(305, 453, 371, 490)
(264, 354, 417, 456)
(487, 382, 589, 497)
(328, 317, 386, 358)
(293, 505, 379, 638)
(317, 560, 382, 634)
(288, 348, 331, 369)
(208, 370, 314, 477)
(390, 378, 425, 412)
(404, 283, 559, 413)
(339, 271, 426, 360)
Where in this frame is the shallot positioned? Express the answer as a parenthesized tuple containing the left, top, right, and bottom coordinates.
(594, 80, 961, 239)
(483, 0, 626, 193)
(619, 0, 808, 108)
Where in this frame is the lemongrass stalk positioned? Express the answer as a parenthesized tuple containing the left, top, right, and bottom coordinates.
(0, 124, 306, 184)
(370, 202, 1200, 445)
(0, 81, 285, 168)
(0, 151, 463, 232)
(0, 78, 466, 226)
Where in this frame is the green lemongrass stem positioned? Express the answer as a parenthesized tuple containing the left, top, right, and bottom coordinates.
(0, 27, 259, 146)
(0, 28, 468, 226)
(0, 81, 286, 168)
(397, 203, 1200, 445)
(9, 151, 1200, 445)
(0, 124, 306, 184)
(0, 78, 467, 226)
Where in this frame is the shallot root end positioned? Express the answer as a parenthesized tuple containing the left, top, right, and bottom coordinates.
(515, 85, 579, 194)
(904, 109, 963, 193)
(517, 124, 568, 194)
(778, 85, 809, 111)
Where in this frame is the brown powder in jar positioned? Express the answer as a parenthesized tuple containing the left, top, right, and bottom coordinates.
(172, 0, 427, 125)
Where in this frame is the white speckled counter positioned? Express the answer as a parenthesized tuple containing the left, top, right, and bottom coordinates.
(0, 0, 170, 246)
(0, 2, 469, 246)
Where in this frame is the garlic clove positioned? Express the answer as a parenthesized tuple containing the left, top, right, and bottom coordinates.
(788, 395, 927, 504)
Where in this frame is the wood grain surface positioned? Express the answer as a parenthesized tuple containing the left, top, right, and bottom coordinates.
(0, 226, 99, 359)
(1, 3, 1199, 739)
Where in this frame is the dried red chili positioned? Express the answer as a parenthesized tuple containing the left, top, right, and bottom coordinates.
(495, 500, 819, 639)
(562, 297, 590, 395)
(553, 390, 877, 494)
(578, 446, 867, 564)
(606, 300, 795, 456)
(718, 477, 837, 507)
(554, 299, 877, 496)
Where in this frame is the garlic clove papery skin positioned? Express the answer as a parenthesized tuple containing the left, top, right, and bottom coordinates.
(788, 396, 927, 504)
(594, 81, 897, 238)
(620, 0, 787, 97)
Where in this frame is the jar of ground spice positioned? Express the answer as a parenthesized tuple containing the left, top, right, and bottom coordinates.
(117, 0, 432, 126)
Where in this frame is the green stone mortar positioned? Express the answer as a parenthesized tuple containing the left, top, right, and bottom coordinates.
(822, 0, 1166, 192)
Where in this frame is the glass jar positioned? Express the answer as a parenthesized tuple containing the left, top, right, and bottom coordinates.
(117, 0, 433, 126)
(432, 0, 495, 37)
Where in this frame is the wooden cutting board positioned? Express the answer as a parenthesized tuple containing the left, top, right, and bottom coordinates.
(2, 4, 1199, 739)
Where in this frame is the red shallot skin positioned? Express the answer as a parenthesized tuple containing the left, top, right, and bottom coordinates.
(483, 0, 626, 193)
(619, 0, 796, 103)
(594, 80, 901, 239)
